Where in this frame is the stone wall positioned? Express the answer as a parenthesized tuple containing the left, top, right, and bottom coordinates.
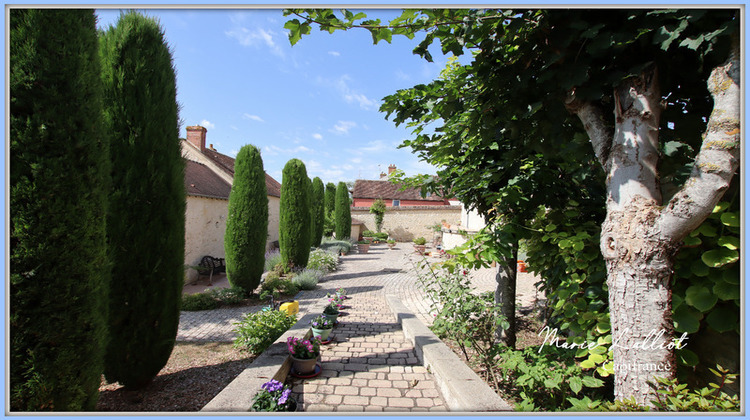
(351, 205, 461, 242)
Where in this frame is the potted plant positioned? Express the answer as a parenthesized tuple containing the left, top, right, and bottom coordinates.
(322, 302, 340, 324)
(287, 336, 321, 376)
(387, 239, 396, 250)
(413, 237, 427, 255)
(335, 287, 348, 299)
(251, 379, 297, 412)
(310, 315, 334, 342)
(357, 239, 370, 254)
(362, 230, 375, 242)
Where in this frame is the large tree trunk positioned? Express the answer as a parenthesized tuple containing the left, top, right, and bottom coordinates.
(495, 241, 518, 348)
(566, 45, 740, 405)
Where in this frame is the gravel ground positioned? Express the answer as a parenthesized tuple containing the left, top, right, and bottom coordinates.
(96, 342, 253, 412)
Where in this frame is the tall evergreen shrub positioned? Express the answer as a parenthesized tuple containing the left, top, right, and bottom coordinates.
(10, 9, 110, 410)
(279, 159, 311, 268)
(225, 145, 268, 292)
(324, 182, 337, 236)
(311, 177, 325, 247)
(99, 11, 185, 389)
(335, 182, 352, 239)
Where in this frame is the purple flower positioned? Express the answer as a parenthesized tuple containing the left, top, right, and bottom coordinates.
(278, 388, 291, 404)
(262, 379, 283, 392)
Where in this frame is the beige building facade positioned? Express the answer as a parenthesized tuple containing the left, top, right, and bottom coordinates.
(182, 125, 281, 284)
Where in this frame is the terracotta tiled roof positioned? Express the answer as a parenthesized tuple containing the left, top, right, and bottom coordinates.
(199, 147, 281, 198)
(352, 179, 446, 202)
(185, 160, 231, 200)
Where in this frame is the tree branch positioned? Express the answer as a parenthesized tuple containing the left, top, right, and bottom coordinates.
(657, 41, 740, 242)
(565, 89, 614, 173)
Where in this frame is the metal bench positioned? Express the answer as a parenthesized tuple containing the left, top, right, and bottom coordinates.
(197, 256, 225, 285)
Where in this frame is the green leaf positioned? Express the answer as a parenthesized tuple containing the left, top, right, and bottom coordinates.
(595, 321, 610, 334)
(706, 305, 738, 333)
(676, 348, 699, 366)
(581, 375, 604, 388)
(690, 259, 709, 277)
(720, 212, 739, 227)
(682, 235, 702, 247)
(712, 279, 739, 301)
(684, 285, 718, 312)
(673, 303, 702, 333)
(569, 377, 583, 394)
(722, 264, 739, 285)
(717, 236, 739, 250)
(701, 248, 739, 268)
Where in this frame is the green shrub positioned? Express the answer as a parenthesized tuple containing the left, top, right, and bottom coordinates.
(10, 9, 109, 410)
(100, 11, 185, 390)
(279, 159, 311, 269)
(362, 230, 375, 237)
(225, 144, 269, 293)
(320, 238, 352, 255)
(413, 237, 427, 245)
(234, 310, 297, 355)
(334, 181, 351, 239)
(308, 249, 338, 272)
(292, 269, 324, 290)
(374, 232, 389, 240)
(209, 286, 248, 305)
(181, 293, 219, 311)
(311, 177, 325, 247)
(261, 273, 299, 298)
(264, 250, 283, 272)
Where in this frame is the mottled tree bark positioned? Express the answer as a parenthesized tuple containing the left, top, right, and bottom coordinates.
(495, 241, 518, 348)
(565, 46, 740, 404)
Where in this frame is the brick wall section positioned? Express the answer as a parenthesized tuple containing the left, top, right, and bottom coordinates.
(351, 206, 461, 242)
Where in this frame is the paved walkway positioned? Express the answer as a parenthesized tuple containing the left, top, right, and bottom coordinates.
(178, 243, 543, 411)
(178, 244, 542, 343)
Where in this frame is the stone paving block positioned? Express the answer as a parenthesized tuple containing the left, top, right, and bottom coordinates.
(389, 398, 416, 408)
(368, 379, 391, 388)
(324, 394, 342, 405)
(338, 405, 365, 412)
(376, 388, 402, 398)
(370, 397, 388, 407)
(327, 377, 351, 386)
(335, 386, 359, 396)
(343, 395, 369, 405)
(360, 387, 377, 396)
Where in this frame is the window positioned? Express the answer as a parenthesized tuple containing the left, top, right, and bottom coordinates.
(392, 199, 400, 207)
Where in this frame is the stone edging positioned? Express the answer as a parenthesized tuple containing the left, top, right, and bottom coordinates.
(200, 305, 320, 412)
(384, 294, 513, 412)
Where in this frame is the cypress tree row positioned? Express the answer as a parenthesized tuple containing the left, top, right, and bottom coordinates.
(311, 177, 325, 247)
(335, 182, 352, 239)
(225, 145, 268, 292)
(10, 9, 110, 410)
(279, 159, 312, 268)
(99, 11, 185, 389)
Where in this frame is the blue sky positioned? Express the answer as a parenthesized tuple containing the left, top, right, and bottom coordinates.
(95, 8, 460, 184)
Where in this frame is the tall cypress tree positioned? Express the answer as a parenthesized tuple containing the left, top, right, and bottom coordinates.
(335, 182, 352, 239)
(99, 11, 185, 389)
(311, 177, 325, 247)
(325, 182, 337, 217)
(10, 9, 109, 410)
(323, 182, 337, 237)
(225, 145, 268, 292)
(279, 159, 311, 268)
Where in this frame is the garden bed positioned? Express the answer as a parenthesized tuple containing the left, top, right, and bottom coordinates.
(96, 342, 253, 411)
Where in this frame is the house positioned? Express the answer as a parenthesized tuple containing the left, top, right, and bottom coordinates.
(350, 164, 460, 242)
(351, 164, 452, 207)
(182, 125, 281, 283)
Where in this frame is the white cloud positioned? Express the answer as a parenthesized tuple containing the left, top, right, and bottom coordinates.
(230, 150, 239, 157)
(200, 119, 215, 129)
(395, 69, 411, 81)
(312, 133, 323, 140)
(336, 75, 378, 110)
(225, 26, 284, 58)
(230, 125, 239, 131)
(330, 121, 357, 135)
(243, 113, 264, 122)
(350, 157, 362, 164)
(328, 51, 341, 57)
(264, 145, 313, 156)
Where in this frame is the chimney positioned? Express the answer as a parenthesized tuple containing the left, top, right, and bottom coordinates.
(388, 164, 397, 175)
(186, 125, 207, 151)
(379, 172, 387, 179)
